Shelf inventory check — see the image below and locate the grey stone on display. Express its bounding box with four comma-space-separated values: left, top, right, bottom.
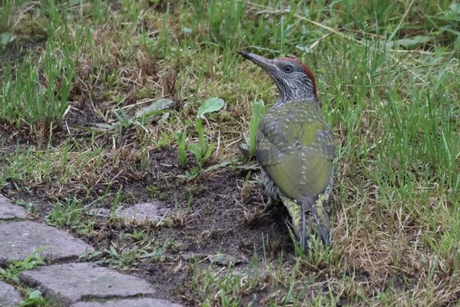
116, 202, 165, 223
20, 263, 156, 306
0, 221, 94, 266
231, 264, 268, 280
0, 281, 22, 307
0, 194, 28, 220
208, 253, 238, 265
72, 298, 183, 307
86, 202, 166, 223
87, 208, 111, 217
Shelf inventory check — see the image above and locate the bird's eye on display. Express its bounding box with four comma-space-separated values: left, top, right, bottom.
283, 65, 294, 73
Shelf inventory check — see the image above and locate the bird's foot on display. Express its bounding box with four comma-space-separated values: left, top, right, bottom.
262, 198, 275, 213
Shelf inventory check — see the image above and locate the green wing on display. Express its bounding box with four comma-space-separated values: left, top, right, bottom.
256, 101, 334, 203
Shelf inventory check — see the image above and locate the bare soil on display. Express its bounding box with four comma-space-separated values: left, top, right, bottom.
0, 97, 304, 305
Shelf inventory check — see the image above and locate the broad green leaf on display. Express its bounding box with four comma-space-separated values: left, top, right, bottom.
135, 98, 174, 118
393, 36, 433, 48
450, 3, 460, 15
197, 97, 224, 118
0, 32, 12, 47
29, 290, 42, 299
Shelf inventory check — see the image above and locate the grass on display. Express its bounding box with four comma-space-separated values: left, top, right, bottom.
0, 249, 51, 306
0, 0, 459, 305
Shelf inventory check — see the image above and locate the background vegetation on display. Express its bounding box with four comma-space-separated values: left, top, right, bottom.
0, 0, 459, 305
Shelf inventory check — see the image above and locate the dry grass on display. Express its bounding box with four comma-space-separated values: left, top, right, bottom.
1, 0, 459, 306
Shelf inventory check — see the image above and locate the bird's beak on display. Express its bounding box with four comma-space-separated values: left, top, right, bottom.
238, 51, 276, 72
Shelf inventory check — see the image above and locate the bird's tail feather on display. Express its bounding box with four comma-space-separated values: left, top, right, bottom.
281, 194, 331, 250
280, 195, 305, 247
305, 194, 331, 246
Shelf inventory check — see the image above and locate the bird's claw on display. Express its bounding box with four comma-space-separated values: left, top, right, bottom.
262, 198, 274, 213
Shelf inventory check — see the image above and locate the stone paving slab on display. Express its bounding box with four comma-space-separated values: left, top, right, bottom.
72, 298, 183, 307
20, 263, 157, 306
0, 280, 23, 307
0, 194, 28, 220
0, 221, 94, 266
88, 202, 166, 223
116, 202, 166, 222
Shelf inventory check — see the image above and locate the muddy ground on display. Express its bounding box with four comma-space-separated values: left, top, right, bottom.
0, 105, 308, 306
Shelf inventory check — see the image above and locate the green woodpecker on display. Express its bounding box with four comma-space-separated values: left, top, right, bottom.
239, 51, 334, 251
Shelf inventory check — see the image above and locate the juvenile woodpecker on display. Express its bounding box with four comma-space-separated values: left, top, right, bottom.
239, 51, 334, 251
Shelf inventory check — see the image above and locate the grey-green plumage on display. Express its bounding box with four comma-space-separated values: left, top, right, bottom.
238, 51, 334, 251
257, 101, 334, 247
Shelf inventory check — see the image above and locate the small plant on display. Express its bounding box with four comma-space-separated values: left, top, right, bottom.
107, 244, 139, 269
189, 252, 263, 306
187, 117, 216, 169
45, 198, 83, 227
45, 197, 94, 235
18, 290, 49, 307
109, 186, 123, 218
0, 248, 46, 282
176, 97, 224, 176
0, 45, 75, 140
177, 131, 187, 169
140, 244, 169, 263
187, 97, 225, 170
241, 100, 266, 157
131, 229, 149, 242
146, 181, 170, 200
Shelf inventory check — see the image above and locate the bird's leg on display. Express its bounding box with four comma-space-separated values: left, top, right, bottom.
261, 170, 279, 213
262, 194, 275, 213
301, 209, 306, 252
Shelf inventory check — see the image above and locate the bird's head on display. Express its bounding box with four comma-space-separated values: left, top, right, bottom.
238, 51, 319, 106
